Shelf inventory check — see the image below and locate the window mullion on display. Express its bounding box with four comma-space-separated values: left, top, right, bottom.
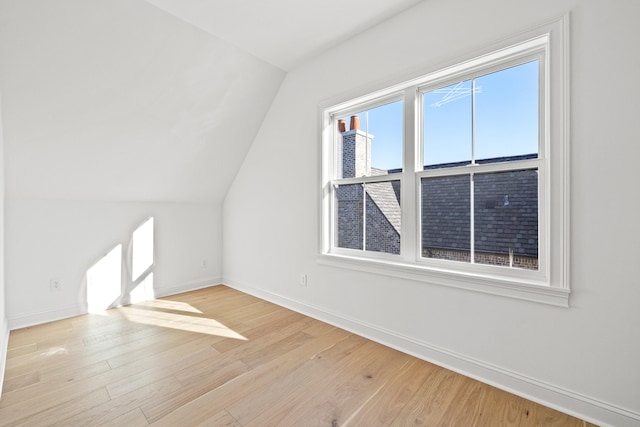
362, 183, 367, 251
401, 87, 418, 261
363, 109, 369, 252
470, 173, 475, 264
470, 78, 476, 264
471, 78, 476, 165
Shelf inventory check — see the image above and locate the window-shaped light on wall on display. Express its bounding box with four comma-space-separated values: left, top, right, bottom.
130, 272, 155, 304
87, 244, 122, 313
132, 217, 154, 281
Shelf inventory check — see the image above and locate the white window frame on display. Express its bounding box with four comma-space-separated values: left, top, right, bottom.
319, 17, 570, 307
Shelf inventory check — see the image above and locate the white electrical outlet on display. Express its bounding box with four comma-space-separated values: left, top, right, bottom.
50, 278, 62, 292
299, 274, 307, 287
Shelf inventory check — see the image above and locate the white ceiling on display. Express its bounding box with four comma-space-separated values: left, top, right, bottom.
146, 0, 425, 71
0, 0, 424, 203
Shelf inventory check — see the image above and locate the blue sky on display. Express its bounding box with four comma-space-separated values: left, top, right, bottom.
343, 60, 539, 171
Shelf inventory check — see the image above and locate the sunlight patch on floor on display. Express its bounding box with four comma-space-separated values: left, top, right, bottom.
133, 299, 203, 314
120, 306, 247, 340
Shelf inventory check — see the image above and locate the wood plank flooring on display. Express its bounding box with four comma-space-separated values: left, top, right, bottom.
0, 285, 596, 426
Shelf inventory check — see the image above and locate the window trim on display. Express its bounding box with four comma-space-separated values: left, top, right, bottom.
319, 16, 570, 307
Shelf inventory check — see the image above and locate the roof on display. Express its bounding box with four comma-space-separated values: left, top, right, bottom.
368, 168, 401, 234
366, 156, 538, 257
422, 159, 538, 256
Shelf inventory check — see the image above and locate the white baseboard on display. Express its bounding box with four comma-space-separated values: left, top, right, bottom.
223, 278, 640, 427
7, 277, 223, 331
8, 305, 84, 331
0, 317, 9, 397
153, 277, 222, 299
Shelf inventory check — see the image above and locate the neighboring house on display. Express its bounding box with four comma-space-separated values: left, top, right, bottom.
335, 121, 401, 255
336, 117, 538, 269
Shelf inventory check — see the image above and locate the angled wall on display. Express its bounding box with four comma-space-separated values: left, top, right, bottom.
222, 0, 640, 426
0, 0, 284, 329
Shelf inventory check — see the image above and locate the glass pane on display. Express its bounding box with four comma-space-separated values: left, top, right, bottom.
421, 175, 471, 262
474, 170, 538, 270
365, 181, 401, 255
335, 184, 363, 250
423, 80, 472, 168
337, 100, 403, 178
475, 61, 539, 162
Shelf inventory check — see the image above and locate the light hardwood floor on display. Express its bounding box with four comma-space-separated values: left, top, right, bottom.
1, 285, 595, 426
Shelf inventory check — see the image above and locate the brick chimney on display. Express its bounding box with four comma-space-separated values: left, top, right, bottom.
339, 115, 373, 178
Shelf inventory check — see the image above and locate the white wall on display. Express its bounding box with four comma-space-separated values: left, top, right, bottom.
223, 0, 640, 426
0, 1, 271, 331
6, 200, 221, 328
0, 87, 7, 395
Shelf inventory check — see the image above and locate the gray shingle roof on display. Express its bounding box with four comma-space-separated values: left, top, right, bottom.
367, 157, 538, 258
421, 157, 538, 257
368, 168, 401, 234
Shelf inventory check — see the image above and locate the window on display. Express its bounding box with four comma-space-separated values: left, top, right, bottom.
320, 18, 569, 306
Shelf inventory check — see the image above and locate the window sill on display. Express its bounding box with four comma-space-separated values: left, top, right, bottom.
317, 253, 569, 307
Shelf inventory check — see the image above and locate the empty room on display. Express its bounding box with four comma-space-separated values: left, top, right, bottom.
0, 0, 639, 426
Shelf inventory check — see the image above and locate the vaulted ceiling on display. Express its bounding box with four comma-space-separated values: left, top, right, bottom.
0, 0, 423, 203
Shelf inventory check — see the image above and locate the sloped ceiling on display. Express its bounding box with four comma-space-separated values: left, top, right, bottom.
145, 0, 425, 71
0, 0, 423, 203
